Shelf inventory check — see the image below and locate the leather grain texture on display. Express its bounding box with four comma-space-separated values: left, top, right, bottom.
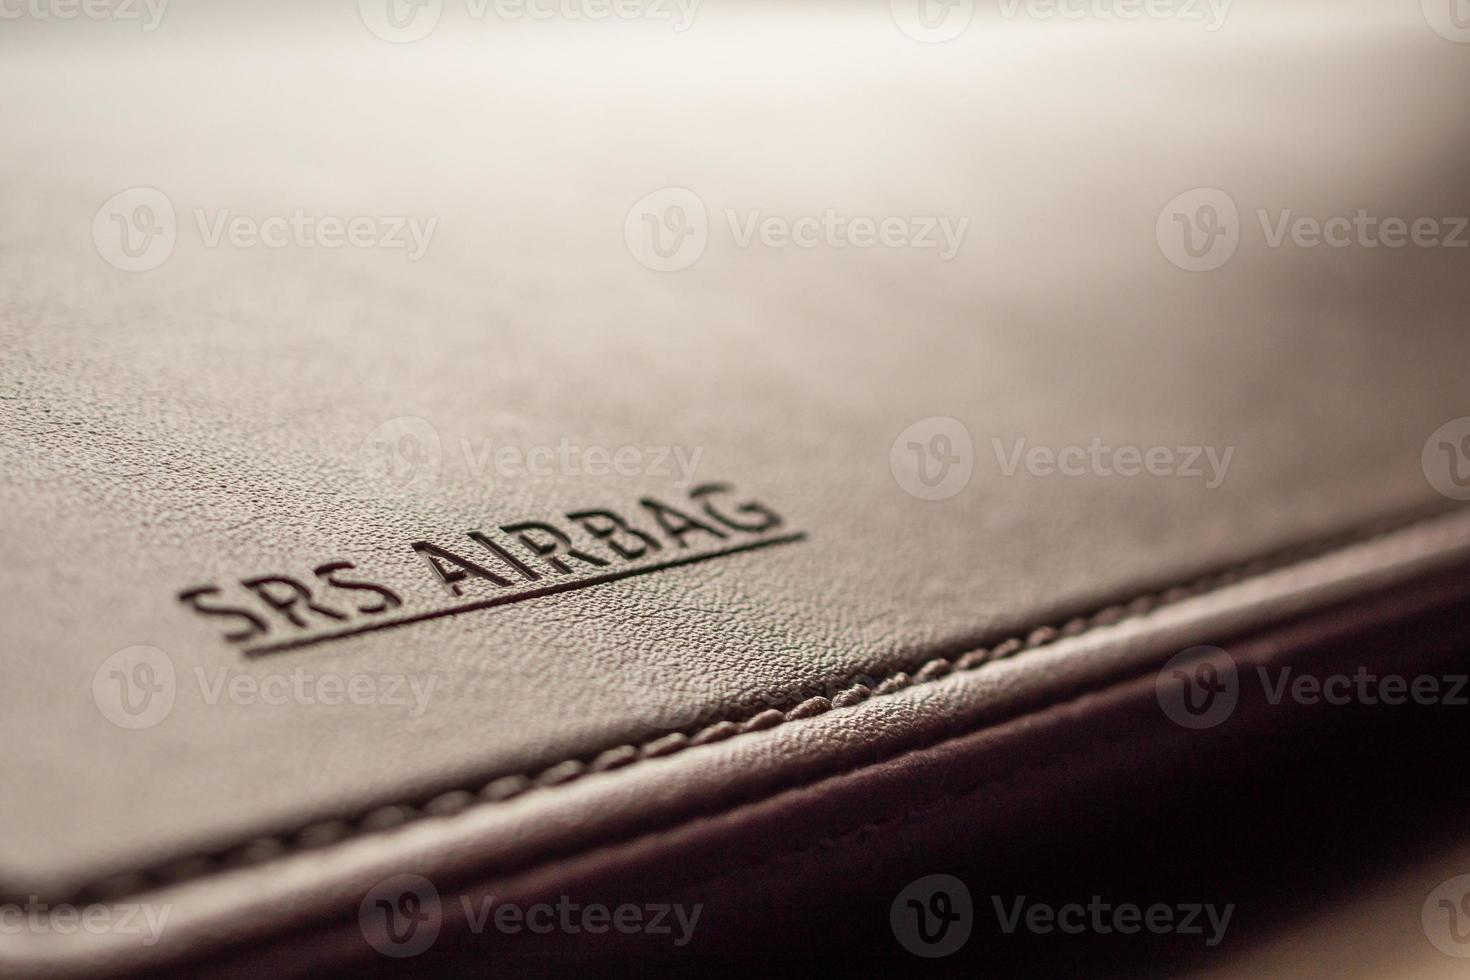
1, 1, 1469, 970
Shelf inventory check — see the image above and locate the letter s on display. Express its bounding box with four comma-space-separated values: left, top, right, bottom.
313, 561, 403, 615
177, 586, 268, 643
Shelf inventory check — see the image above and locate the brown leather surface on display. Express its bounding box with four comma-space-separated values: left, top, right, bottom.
2, 1, 1469, 972
153, 563, 1470, 976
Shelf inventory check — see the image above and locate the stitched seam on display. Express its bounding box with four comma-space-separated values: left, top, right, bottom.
392, 702, 1152, 935
667, 726, 1154, 901
485, 683, 1153, 908
664, 591, 1470, 900
69, 501, 1462, 902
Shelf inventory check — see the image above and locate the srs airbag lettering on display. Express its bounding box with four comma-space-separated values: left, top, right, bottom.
177, 483, 802, 656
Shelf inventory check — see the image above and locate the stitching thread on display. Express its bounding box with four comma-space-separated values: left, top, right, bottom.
666, 726, 1152, 902
663, 592, 1470, 902
73, 502, 1460, 902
